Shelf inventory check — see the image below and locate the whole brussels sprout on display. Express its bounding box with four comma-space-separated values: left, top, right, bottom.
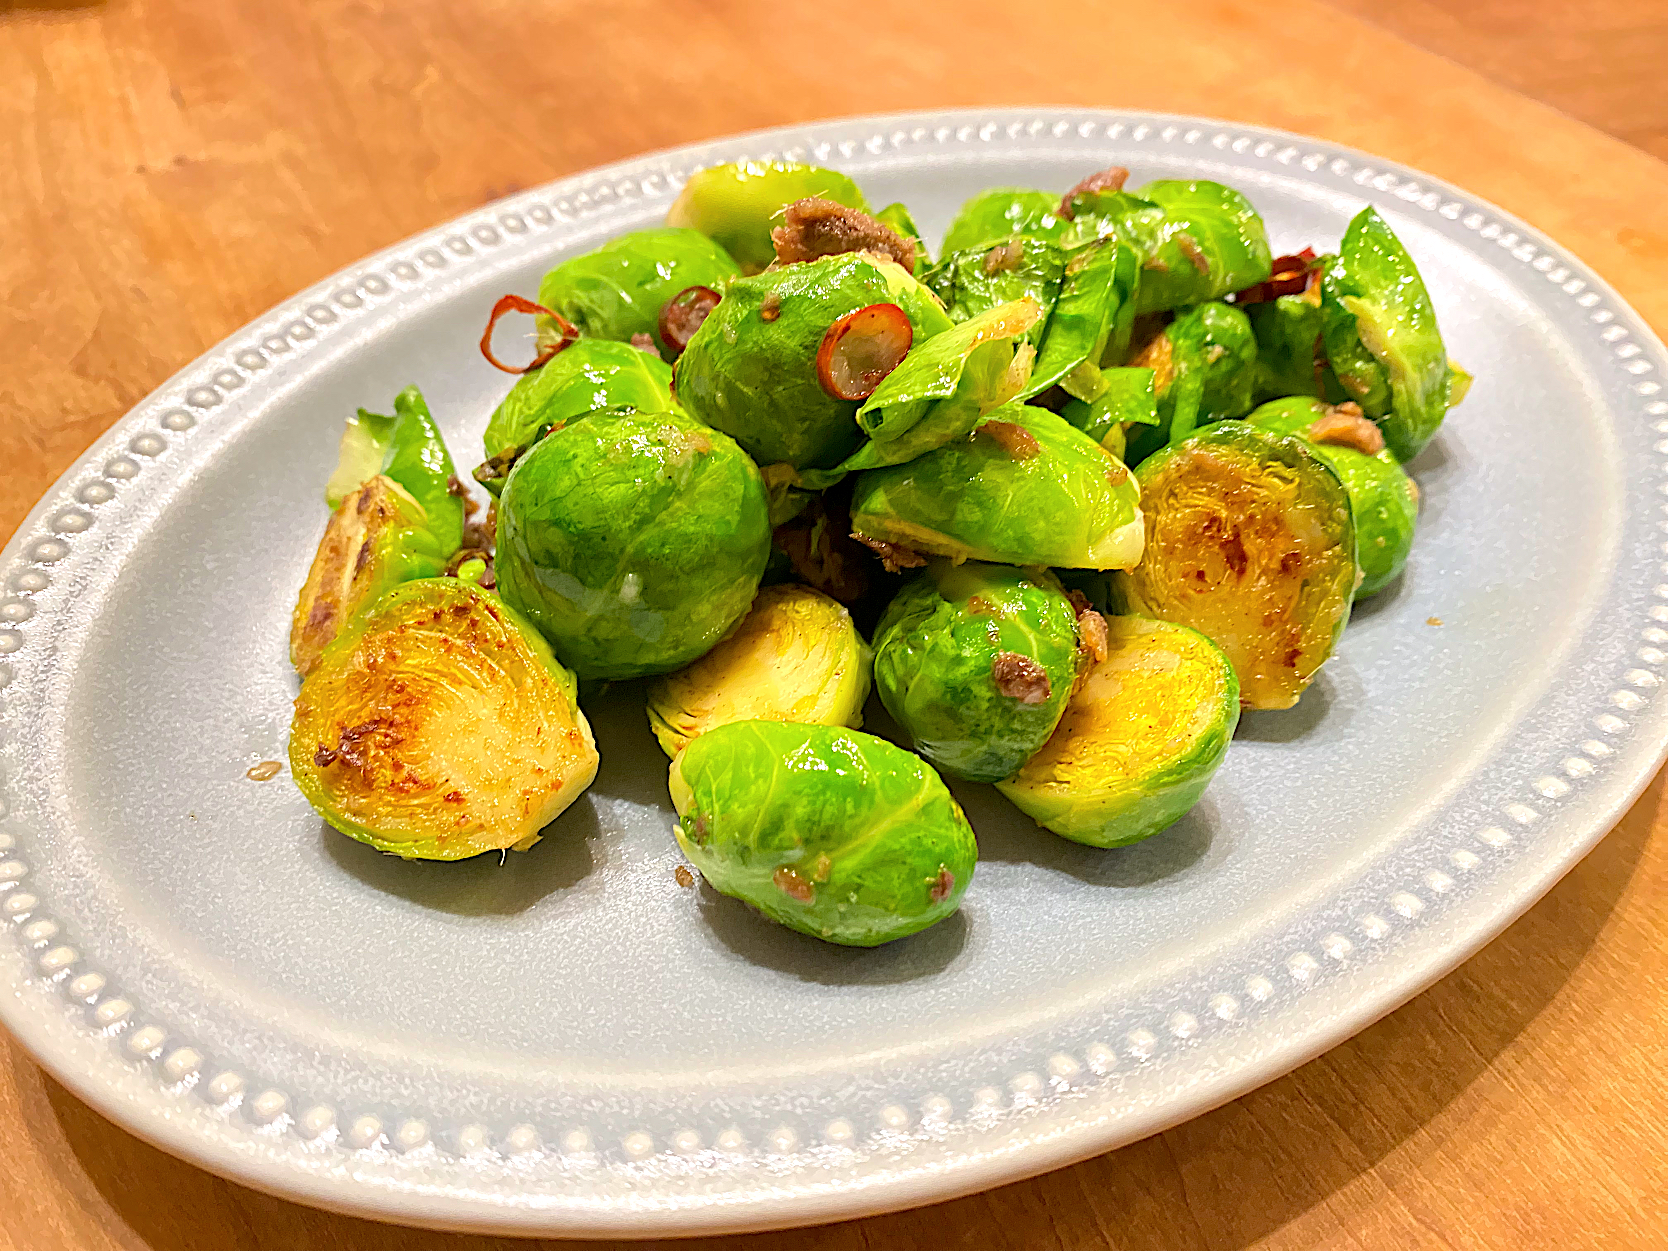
997, 616, 1239, 846
290, 578, 599, 859
646, 585, 872, 758
324, 385, 464, 554
669, 721, 977, 946
1123, 301, 1259, 465
290, 475, 450, 676
850, 403, 1145, 569
673, 252, 953, 470
1060, 366, 1161, 458
535, 227, 740, 362
1246, 396, 1418, 598
940, 189, 1067, 255
840, 298, 1041, 471
1320, 207, 1450, 461
1063, 180, 1273, 315
1112, 421, 1355, 710
481, 338, 674, 462
873, 562, 1080, 782
496, 408, 771, 680
666, 160, 870, 274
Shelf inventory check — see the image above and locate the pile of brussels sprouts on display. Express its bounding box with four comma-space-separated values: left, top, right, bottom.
286, 158, 1467, 947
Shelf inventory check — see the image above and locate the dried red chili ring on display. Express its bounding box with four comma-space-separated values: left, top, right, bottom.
815, 303, 913, 401
478, 293, 578, 374
658, 285, 721, 358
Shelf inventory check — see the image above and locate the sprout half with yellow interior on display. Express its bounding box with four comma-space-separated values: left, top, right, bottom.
646, 585, 872, 758
998, 616, 1238, 847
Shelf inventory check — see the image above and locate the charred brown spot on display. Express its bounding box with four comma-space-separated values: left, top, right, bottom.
771, 197, 917, 273
1308, 402, 1385, 455
658, 285, 721, 358
1077, 609, 1109, 664
1175, 232, 1211, 274
674, 864, 696, 888
851, 532, 927, 574
929, 866, 955, 904
810, 853, 833, 883
1284, 646, 1303, 668
759, 292, 782, 322
991, 652, 1052, 704
967, 594, 1002, 616
977, 419, 1040, 461
1222, 535, 1249, 577
774, 865, 814, 903
306, 600, 335, 631
1279, 551, 1304, 575
687, 813, 711, 846
1057, 165, 1129, 219
353, 540, 374, 576
313, 745, 339, 767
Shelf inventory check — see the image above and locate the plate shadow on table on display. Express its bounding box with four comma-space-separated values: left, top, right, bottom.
27, 768, 1657, 1251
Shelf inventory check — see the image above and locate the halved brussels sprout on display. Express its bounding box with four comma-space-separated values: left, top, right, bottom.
495, 408, 771, 680
480, 339, 674, 464
290, 475, 450, 676
1122, 301, 1258, 465
666, 161, 870, 274
850, 403, 1144, 570
290, 578, 598, 860
873, 562, 1080, 782
1112, 421, 1354, 710
673, 252, 953, 470
646, 585, 871, 758
1060, 366, 1161, 458
1320, 207, 1450, 461
940, 189, 1067, 254
840, 298, 1040, 470
924, 234, 1065, 347
535, 227, 740, 362
997, 616, 1239, 846
324, 385, 464, 555
669, 721, 976, 946
1246, 396, 1418, 598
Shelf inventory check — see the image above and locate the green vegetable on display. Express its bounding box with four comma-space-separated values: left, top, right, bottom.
325, 385, 464, 555
1247, 289, 1327, 403
669, 721, 977, 946
666, 160, 870, 274
673, 252, 953, 470
850, 402, 1144, 569
924, 235, 1064, 347
535, 227, 740, 362
1123, 302, 1258, 465
874, 202, 931, 268
495, 408, 772, 680
1112, 421, 1355, 710
289, 475, 451, 676
1023, 241, 1137, 399
840, 299, 1040, 470
1060, 366, 1161, 458
289, 578, 598, 860
1320, 207, 1450, 461
940, 188, 1067, 254
873, 562, 1080, 782
1246, 396, 1418, 598
998, 616, 1238, 846
482, 338, 674, 461
646, 585, 871, 758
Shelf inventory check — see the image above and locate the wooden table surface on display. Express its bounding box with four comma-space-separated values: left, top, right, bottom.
5, 1, 1668, 1247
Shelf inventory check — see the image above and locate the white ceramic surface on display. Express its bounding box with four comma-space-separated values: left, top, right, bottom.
3, 109, 1666, 1238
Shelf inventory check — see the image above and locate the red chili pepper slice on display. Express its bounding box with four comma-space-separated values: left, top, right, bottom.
478, 294, 578, 374
658, 286, 721, 358
815, 303, 913, 401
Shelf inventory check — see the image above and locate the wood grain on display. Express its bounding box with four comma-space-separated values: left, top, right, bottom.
4, 1, 1668, 1247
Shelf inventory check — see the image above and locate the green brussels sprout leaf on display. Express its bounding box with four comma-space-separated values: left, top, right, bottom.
940, 188, 1068, 255
874, 561, 1081, 782
1022, 240, 1136, 399
1060, 366, 1161, 460
998, 616, 1239, 846
324, 385, 463, 555
1123, 301, 1258, 465
923, 235, 1064, 346
646, 585, 872, 758
669, 721, 977, 946
290, 578, 598, 860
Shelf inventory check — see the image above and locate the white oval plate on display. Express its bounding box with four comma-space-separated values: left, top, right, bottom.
3, 109, 1666, 1239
